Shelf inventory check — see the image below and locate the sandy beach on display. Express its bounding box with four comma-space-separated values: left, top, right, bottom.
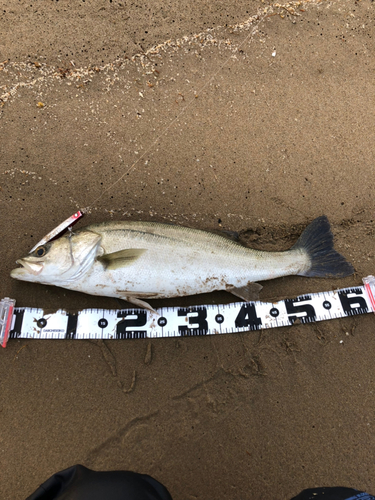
1, 0, 375, 498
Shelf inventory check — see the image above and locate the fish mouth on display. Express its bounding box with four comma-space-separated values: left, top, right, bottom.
11, 259, 44, 277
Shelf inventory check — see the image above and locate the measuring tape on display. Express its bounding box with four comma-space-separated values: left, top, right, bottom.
1, 277, 375, 347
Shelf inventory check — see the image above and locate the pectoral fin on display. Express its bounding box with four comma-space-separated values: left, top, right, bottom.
229, 282, 263, 302
98, 248, 147, 270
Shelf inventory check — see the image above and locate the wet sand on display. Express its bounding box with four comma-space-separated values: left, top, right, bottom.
1, 0, 375, 498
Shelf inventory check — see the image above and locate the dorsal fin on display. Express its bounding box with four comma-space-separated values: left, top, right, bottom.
207, 229, 240, 241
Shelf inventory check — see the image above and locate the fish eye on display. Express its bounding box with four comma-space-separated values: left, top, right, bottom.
35, 246, 46, 257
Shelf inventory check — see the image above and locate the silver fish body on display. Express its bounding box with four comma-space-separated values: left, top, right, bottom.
11, 216, 354, 309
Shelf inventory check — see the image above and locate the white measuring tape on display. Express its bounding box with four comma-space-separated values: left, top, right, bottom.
1, 277, 375, 348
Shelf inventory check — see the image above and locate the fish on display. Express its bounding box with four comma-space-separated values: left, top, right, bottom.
10, 215, 354, 311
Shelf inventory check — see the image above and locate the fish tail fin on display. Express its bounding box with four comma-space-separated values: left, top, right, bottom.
292, 216, 354, 278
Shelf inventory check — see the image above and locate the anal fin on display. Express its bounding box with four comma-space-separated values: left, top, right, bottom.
229, 282, 263, 302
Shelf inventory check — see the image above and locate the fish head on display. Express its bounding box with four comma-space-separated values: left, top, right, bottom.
10, 230, 102, 286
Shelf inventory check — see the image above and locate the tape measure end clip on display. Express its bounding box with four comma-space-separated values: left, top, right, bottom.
0, 297, 16, 348
362, 275, 375, 314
